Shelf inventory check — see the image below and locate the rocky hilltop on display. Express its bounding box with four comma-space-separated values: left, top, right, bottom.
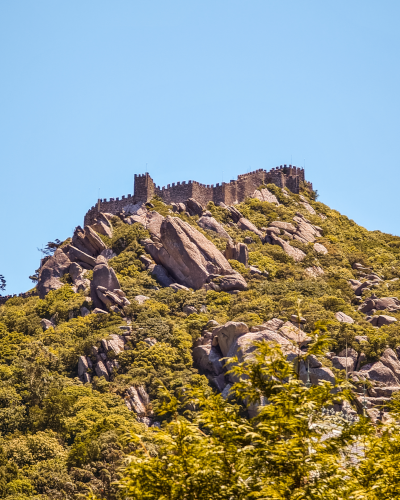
2, 180, 400, 497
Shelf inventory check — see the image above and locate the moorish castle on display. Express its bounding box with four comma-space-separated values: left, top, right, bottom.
84, 164, 311, 225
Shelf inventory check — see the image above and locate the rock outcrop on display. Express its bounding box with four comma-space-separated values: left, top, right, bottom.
69, 262, 90, 293
224, 241, 248, 266
269, 234, 306, 262
359, 296, 400, 314
213, 321, 249, 356
358, 361, 399, 386
266, 213, 322, 247
193, 318, 336, 417
125, 205, 164, 239
252, 188, 279, 204
314, 242, 328, 254
186, 198, 204, 217
334, 311, 354, 324
90, 212, 113, 238
125, 385, 152, 423
90, 261, 130, 311
37, 248, 72, 298
142, 216, 247, 291
367, 315, 397, 327
237, 218, 263, 238
197, 214, 232, 240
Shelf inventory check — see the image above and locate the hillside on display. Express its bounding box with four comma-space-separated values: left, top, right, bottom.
2, 181, 400, 498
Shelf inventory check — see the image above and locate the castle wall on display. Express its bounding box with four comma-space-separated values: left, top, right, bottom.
156, 181, 195, 204
84, 194, 135, 225
83, 165, 311, 226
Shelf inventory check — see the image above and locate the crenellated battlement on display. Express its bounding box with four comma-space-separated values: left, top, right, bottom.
84, 165, 311, 225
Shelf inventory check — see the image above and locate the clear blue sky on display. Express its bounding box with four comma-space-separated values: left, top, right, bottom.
1, 1, 399, 295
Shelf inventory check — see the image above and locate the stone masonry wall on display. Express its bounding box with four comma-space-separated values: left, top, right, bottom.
84, 165, 311, 225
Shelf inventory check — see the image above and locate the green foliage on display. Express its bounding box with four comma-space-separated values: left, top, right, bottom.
3, 189, 400, 498
35, 285, 86, 323
3, 431, 65, 467
248, 250, 277, 276
205, 202, 231, 224
111, 221, 150, 255
150, 196, 173, 217
116, 341, 348, 499
227, 259, 248, 276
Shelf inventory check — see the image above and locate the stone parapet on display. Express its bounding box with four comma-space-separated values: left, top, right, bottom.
83, 165, 311, 225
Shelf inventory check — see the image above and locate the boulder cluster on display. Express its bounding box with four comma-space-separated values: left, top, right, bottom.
77, 326, 156, 425
37, 213, 133, 314
34, 188, 362, 421
141, 216, 247, 292
193, 318, 335, 416
30, 186, 400, 424
346, 262, 400, 329
36, 188, 329, 306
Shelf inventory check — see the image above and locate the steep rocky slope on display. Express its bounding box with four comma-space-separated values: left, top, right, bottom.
2, 182, 400, 498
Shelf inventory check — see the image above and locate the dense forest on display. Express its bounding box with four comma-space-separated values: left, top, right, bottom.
2, 182, 400, 499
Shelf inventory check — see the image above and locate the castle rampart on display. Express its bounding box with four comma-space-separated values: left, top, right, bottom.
83, 165, 311, 225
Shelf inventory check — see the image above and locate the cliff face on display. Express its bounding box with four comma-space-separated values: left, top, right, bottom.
2, 180, 400, 497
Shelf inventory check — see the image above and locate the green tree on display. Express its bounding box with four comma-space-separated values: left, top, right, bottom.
117, 340, 355, 499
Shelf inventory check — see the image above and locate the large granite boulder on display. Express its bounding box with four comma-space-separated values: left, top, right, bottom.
69, 262, 90, 293
215, 275, 248, 292
126, 208, 164, 240
72, 226, 98, 256
252, 188, 279, 204
224, 241, 248, 266
268, 214, 322, 245
226, 206, 243, 223
367, 315, 397, 327
338, 347, 359, 364
334, 311, 354, 324
223, 327, 335, 389
148, 263, 174, 287
67, 245, 97, 268
332, 356, 355, 372
334, 347, 363, 371
125, 386, 150, 415
142, 216, 247, 291
193, 345, 224, 375
197, 215, 232, 240
269, 221, 296, 233
299, 363, 335, 385
354, 281, 373, 297
269, 234, 306, 262
380, 348, 400, 380
225, 329, 296, 384
348, 279, 362, 291
299, 201, 316, 215
237, 218, 263, 238
145, 211, 164, 239
213, 321, 249, 356
186, 198, 204, 217
84, 226, 107, 254
314, 243, 328, 254
78, 355, 92, 380
37, 248, 72, 298
278, 321, 312, 346
262, 318, 284, 331
359, 361, 399, 385
359, 296, 400, 314
90, 262, 121, 309
90, 212, 113, 238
